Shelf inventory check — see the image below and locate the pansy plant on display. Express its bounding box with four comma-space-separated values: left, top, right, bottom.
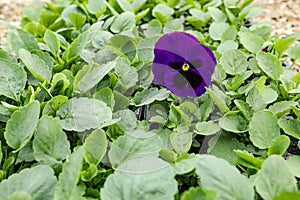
152, 32, 216, 97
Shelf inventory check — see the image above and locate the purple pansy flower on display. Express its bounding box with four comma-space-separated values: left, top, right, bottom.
152, 32, 216, 97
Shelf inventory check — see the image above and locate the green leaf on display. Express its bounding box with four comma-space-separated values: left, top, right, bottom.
74, 61, 115, 93
84, 129, 108, 165
254, 155, 297, 200
217, 40, 238, 54
219, 111, 248, 133
274, 36, 297, 57
0, 165, 56, 200
19, 49, 52, 82
240, 32, 264, 53
42, 95, 68, 116
268, 135, 290, 156
7, 29, 40, 54
170, 131, 192, 155
93, 87, 115, 109
132, 88, 170, 107
278, 119, 300, 139
220, 49, 248, 75
4, 101, 40, 151
87, 0, 105, 14
65, 31, 89, 62
221, 25, 237, 42
286, 155, 300, 178
110, 12, 136, 33
44, 30, 60, 55
116, 0, 133, 12
68, 12, 86, 30
269, 101, 297, 117
108, 130, 162, 168
114, 57, 138, 89
234, 150, 264, 170
113, 90, 130, 111
172, 154, 197, 175
144, 19, 162, 38
234, 99, 254, 121
163, 19, 184, 33
137, 37, 157, 62
54, 146, 84, 200
101, 157, 177, 200
113, 109, 137, 131
181, 187, 217, 200
152, 4, 174, 23
206, 85, 230, 113
249, 110, 280, 149
274, 191, 300, 200
0, 59, 26, 101
256, 52, 284, 80
33, 116, 70, 162
56, 97, 112, 132
195, 121, 221, 135
208, 133, 246, 165
209, 22, 229, 40
195, 155, 254, 200
208, 7, 227, 22
288, 43, 300, 61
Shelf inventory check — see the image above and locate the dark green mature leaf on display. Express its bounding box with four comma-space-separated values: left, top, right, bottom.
74, 61, 116, 93
56, 97, 112, 131
101, 157, 177, 200
0, 59, 26, 101
33, 116, 70, 162
54, 146, 84, 200
220, 49, 248, 75
7, 29, 40, 54
195, 155, 254, 200
132, 88, 170, 106
4, 101, 40, 151
256, 52, 284, 80
278, 119, 300, 139
0, 165, 56, 200
108, 130, 162, 168
84, 129, 108, 165
110, 12, 136, 33
19, 49, 52, 82
254, 155, 297, 200
249, 110, 280, 149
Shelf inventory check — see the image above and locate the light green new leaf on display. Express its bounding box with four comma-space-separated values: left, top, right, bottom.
195, 155, 254, 200
0, 59, 26, 101
93, 87, 115, 109
274, 36, 297, 57
249, 110, 280, 149
208, 7, 227, 22
172, 154, 197, 175
256, 52, 284, 80
33, 116, 70, 162
7, 29, 40, 54
116, 0, 133, 12
220, 49, 248, 75
278, 119, 300, 139
274, 191, 300, 200
56, 97, 112, 132
268, 135, 290, 156
44, 30, 60, 55
0, 165, 56, 200
108, 130, 162, 168
101, 157, 177, 200
181, 187, 217, 200
132, 88, 170, 106
87, 0, 105, 14
206, 85, 230, 113
163, 19, 184, 33
254, 155, 297, 200
240, 32, 264, 53
68, 13, 86, 30
84, 129, 108, 165
170, 131, 192, 155
54, 146, 84, 200
234, 150, 264, 170
19, 49, 52, 82
4, 101, 40, 151
111, 12, 136, 33
74, 61, 115, 93
42, 95, 68, 116
152, 4, 174, 23
288, 43, 300, 62
269, 101, 297, 117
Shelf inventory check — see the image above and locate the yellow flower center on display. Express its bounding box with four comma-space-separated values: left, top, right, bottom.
182, 63, 189, 71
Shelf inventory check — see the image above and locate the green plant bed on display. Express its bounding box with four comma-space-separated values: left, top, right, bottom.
0, 0, 300, 199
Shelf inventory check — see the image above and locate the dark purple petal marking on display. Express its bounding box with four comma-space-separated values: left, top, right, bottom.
152, 32, 216, 97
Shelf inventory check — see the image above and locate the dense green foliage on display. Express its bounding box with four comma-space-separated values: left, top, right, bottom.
0, 0, 300, 199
